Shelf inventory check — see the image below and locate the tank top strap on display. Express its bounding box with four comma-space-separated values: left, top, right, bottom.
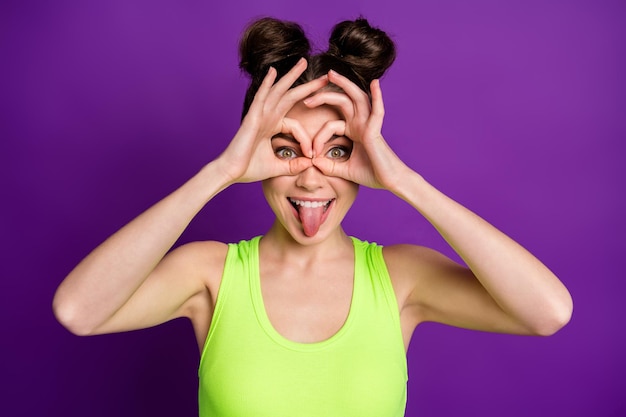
350, 237, 405, 349
198, 236, 261, 366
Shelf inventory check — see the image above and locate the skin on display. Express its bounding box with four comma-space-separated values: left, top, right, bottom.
258, 102, 358, 343
53, 58, 573, 354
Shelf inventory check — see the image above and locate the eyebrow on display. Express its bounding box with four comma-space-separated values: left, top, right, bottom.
327, 135, 345, 142
271, 133, 346, 143
271, 133, 299, 143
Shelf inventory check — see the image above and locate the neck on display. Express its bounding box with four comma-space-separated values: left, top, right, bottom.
260, 220, 353, 266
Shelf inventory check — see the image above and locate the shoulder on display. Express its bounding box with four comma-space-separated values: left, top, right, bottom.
166, 240, 229, 267
383, 243, 455, 279
159, 240, 230, 310
169, 240, 229, 287
167, 240, 229, 324
382, 244, 469, 311
173, 240, 229, 263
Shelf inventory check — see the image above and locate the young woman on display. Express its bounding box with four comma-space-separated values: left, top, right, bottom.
53, 17, 573, 416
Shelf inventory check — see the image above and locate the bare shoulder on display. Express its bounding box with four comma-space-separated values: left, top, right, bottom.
168, 240, 229, 296
383, 243, 450, 267
155, 240, 229, 316
382, 244, 470, 313
168, 240, 229, 344
383, 244, 464, 284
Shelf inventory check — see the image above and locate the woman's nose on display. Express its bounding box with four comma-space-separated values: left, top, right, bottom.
295, 165, 325, 190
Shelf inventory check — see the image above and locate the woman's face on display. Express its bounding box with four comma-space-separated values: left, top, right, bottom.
262, 101, 358, 244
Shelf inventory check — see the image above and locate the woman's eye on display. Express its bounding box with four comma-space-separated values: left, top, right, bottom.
326, 146, 350, 160
275, 147, 298, 160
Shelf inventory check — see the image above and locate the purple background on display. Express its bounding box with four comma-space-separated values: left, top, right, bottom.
1, 0, 624, 416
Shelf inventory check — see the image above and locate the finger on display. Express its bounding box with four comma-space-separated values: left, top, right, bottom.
282, 117, 313, 158
311, 156, 343, 179
287, 157, 313, 176
370, 79, 385, 123
271, 58, 308, 96
280, 74, 329, 109
250, 67, 278, 110
303, 91, 355, 121
312, 120, 346, 157
327, 70, 371, 114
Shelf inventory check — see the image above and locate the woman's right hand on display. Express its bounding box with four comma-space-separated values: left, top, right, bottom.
53, 59, 327, 339
217, 58, 329, 184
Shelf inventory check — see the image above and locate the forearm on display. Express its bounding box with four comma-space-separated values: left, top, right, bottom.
53, 160, 232, 333
392, 169, 573, 335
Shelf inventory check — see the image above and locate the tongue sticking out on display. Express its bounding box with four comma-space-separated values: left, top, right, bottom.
298, 205, 327, 237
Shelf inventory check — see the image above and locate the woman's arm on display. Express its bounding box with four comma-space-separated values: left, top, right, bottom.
385, 174, 573, 336
306, 71, 572, 336
52, 162, 230, 336
53, 59, 328, 336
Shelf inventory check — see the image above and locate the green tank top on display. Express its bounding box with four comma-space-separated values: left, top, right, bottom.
198, 236, 408, 417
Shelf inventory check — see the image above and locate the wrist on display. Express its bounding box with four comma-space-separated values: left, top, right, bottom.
208, 154, 245, 186
193, 159, 237, 199
388, 168, 429, 203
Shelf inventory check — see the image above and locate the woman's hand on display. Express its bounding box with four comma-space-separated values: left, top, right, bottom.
304, 70, 410, 191
217, 59, 329, 184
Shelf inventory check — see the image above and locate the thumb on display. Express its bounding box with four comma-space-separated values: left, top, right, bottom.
311, 157, 345, 179
286, 157, 314, 176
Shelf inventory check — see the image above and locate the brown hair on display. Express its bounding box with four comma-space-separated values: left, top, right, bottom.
238, 17, 396, 118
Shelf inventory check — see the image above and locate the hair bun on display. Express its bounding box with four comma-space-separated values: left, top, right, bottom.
328, 18, 396, 82
239, 17, 311, 78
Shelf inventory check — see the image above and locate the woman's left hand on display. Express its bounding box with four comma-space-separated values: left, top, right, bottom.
303, 70, 409, 191
306, 70, 573, 338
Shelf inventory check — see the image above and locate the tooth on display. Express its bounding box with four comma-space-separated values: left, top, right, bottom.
289, 198, 332, 208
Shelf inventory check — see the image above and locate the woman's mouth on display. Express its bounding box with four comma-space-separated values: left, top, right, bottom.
288, 198, 335, 237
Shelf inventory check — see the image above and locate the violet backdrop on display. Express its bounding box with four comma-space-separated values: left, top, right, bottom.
2, 0, 624, 416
